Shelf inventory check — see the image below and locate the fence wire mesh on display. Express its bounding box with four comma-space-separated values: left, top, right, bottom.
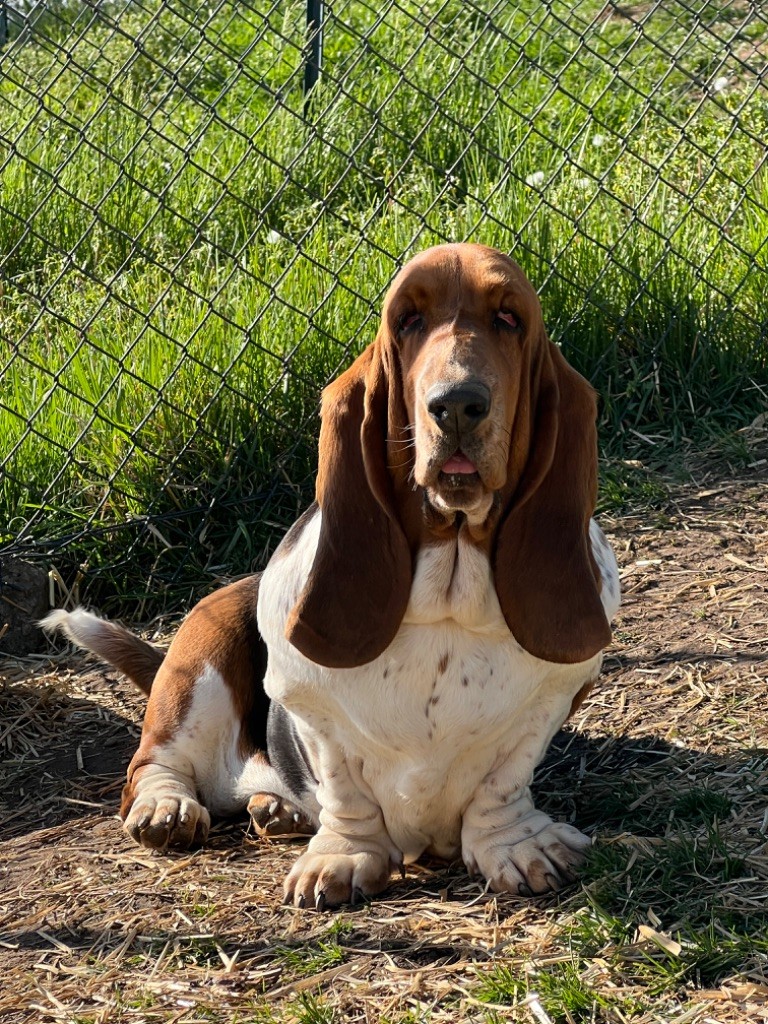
1, 0, 767, 614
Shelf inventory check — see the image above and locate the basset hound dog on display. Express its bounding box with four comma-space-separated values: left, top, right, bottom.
45, 243, 620, 909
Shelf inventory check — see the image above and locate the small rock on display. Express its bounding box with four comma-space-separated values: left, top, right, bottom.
0, 556, 49, 656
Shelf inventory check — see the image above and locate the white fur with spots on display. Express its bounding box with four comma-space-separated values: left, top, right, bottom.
259, 509, 620, 906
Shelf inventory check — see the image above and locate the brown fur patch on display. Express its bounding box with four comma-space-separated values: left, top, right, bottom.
567, 680, 595, 720
123, 576, 270, 808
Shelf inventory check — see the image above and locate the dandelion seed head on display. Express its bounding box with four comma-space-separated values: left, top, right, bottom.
591, 134, 606, 147
525, 171, 545, 187
712, 76, 729, 93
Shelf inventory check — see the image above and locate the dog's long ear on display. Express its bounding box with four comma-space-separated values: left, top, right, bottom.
286, 342, 413, 668
493, 341, 611, 664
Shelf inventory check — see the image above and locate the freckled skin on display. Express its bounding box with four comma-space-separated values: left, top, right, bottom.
260, 511, 620, 906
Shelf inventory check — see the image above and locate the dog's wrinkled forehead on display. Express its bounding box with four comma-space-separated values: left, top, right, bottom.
383, 243, 543, 330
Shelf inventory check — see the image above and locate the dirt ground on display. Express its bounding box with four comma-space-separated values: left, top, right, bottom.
2, 458, 767, 1023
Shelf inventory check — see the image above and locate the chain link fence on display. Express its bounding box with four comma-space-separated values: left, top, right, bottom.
1, 0, 767, 618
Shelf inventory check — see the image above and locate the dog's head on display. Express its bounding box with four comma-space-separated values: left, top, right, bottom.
381, 244, 554, 528
286, 244, 611, 668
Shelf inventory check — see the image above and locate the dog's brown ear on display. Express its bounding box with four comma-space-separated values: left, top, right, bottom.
493, 341, 611, 664
286, 342, 413, 668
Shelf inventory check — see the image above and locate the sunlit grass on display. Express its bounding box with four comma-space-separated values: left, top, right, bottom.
1, 0, 766, 608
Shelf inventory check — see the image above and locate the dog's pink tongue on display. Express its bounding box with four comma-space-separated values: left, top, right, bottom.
442, 452, 477, 474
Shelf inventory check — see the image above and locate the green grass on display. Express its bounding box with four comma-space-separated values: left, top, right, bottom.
475, 826, 768, 1022
1, 0, 767, 611
471, 745, 768, 1020
275, 938, 346, 978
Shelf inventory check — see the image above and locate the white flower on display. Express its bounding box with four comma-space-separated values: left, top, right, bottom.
266, 230, 282, 243
525, 171, 545, 187
575, 177, 592, 190
591, 134, 606, 147
712, 76, 729, 93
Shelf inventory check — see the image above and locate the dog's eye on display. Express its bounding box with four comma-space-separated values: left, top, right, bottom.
494, 310, 520, 331
398, 312, 423, 334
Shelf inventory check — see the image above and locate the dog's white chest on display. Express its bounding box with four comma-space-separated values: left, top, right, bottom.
306, 615, 570, 860
404, 531, 507, 630
260, 527, 587, 860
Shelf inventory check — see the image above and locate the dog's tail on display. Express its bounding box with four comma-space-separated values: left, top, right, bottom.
41, 608, 164, 696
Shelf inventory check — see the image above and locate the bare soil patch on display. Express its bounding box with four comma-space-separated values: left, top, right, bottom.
2, 464, 767, 1023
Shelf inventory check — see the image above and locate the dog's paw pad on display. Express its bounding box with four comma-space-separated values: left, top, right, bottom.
247, 792, 315, 839
283, 850, 391, 910
468, 821, 590, 896
125, 795, 210, 851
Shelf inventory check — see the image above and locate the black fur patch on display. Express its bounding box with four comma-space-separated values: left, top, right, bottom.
267, 700, 316, 800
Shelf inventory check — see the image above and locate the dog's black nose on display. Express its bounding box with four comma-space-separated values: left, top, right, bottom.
426, 381, 491, 435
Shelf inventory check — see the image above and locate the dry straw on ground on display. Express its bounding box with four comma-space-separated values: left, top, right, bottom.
2, 459, 767, 1023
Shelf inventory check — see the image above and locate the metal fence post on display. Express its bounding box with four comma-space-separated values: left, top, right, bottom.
0, 2, 8, 50
303, 0, 323, 115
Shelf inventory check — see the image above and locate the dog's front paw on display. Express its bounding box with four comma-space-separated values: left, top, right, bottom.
248, 792, 316, 838
283, 849, 392, 910
466, 820, 591, 895
124, 794, 210, 850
